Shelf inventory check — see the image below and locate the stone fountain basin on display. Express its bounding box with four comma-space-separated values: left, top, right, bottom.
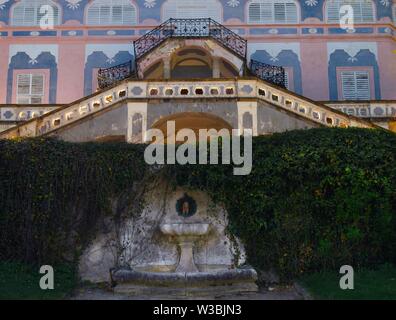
111, 268, 258, 296
160, 223, 210, 236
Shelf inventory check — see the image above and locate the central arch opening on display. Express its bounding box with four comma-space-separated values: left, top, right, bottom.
142, 45, 240, 80
171, 59, 212, 79
151, 112, 233, 144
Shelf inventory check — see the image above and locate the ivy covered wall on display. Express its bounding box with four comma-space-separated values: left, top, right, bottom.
0, 128, 395, 279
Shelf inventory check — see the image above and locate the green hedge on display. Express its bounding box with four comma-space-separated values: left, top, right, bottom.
0, 139, 148, 265
0, 128, 395, 280
171, 128, 396, 279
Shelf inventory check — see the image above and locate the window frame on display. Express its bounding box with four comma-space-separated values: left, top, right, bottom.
86, 0, 138, 26
11, 0, 61, 27
13, 69, 50, 105
162, 0, 223, 22
247, 0, 300, 25
336, 67, 374, 101
324, 0, 376, 24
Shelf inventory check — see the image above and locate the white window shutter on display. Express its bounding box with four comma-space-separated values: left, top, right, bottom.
248, 3, 261, 23
87, 0, 137, 26
326, 2, 340, 23
12, 0, 60, 26
17, 75, 31, 95
326, 0, 375, 23
87, 6, 100, 25
341, 71, 370, 100
260, 2, 273, 22
248, 1, 298, 24
355, 72, 370, 100
285, 2, 297, 23
274, 3, 286, 23
17, 74, 44, 104
31, 75, 44, 95
359, 1, 375, 23
163, 0, 222, 22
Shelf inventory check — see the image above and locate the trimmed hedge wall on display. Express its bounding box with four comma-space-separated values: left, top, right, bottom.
0, 139, 148, 265
1, 128, 395, 279
172, 128, 396, 278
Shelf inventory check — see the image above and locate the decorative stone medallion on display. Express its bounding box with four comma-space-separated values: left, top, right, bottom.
176, 193, 197, 218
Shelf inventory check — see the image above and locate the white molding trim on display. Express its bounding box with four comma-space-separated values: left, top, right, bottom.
85, 44, 135, 64
247, 42, 301, 62
9, 44, 59, 64
327, 42, 378, 61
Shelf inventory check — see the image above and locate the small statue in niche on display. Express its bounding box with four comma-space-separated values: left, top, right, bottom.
176, 193, 197, 218
182, 201, 189, 216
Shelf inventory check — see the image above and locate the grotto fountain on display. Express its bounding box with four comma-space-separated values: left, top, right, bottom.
79, 183, 258, 297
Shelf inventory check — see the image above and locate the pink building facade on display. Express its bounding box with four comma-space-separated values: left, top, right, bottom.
0, 0, 394, 106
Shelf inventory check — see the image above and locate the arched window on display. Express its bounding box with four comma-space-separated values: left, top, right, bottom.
87, 0, 137, 25
326, 0, 375, 24
11, 0, 60, 26
162, 0, 222, 22
247, 0, 299, 24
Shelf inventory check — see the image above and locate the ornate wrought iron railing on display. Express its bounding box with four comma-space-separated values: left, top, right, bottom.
134, 18, 247, 61
97, 61, 135, 90
250, 59, 286, 89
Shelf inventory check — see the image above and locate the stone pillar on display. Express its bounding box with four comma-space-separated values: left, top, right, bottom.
176, 240, 199, 273
163, 57, 171, 79
237, 101, 258, 136
127, 102, 148, 143
213, 57, 221, 78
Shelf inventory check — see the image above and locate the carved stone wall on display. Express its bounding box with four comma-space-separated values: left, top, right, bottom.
79, 181, 247, 283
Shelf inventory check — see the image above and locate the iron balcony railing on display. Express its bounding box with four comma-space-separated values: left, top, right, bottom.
97, 61, 135, 90
250, 59, 286, 89
133, 18, 247, 61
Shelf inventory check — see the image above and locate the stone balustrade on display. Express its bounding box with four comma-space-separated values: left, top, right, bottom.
324, 101, 396, 119
0, 78, 376, 139
0, 105, 61, 122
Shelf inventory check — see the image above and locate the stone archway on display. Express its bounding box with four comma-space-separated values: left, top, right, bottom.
137, 39, 244, 79
151, 112, 233, 144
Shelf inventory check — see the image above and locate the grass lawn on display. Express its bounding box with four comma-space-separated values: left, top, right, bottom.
0, 261, 77, 300
300, 264, 396, 300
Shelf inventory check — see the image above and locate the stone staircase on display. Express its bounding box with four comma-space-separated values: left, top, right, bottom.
0, 76, 375, 140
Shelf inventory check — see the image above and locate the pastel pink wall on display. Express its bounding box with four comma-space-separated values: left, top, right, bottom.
300, 41, 329, 101
0, 42, 9, 104
377, 40, 396, 100
57, 42, 86, 104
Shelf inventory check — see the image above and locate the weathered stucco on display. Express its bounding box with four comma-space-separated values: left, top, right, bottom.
257, 100, 320, 134
54, 104, 128, 142
79, 181, 247, 283
53, 98, 321, 143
